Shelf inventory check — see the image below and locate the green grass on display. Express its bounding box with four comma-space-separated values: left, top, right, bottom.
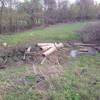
0, 54, 100, 100
0, 22, 100, 100
0, 22, 86, 45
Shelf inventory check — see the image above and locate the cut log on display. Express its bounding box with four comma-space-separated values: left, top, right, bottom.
72, 43, 99, 47
79, 47, 89, 52
40, 46, 52, 51
37, 43, 64, 47
37, 43, 54, 46
42, 43, 64, 57
55, 43, 64, 49
2, 42, 7, 47
26, 46, 32, 53
37, 42, 99, 57
64, 41, 100, 47
42, 47, 57, 57
39, 43, 64, 49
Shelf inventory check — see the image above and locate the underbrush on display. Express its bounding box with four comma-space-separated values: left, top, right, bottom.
79, 21, 100, 43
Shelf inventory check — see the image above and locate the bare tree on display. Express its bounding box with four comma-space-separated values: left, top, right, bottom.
0, 0, 5, 34
79, 0, 94, 20
44, 0, 57, 24
57, 0, 69, 22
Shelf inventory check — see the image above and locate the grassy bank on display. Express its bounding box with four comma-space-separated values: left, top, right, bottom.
0, 22, 86, 45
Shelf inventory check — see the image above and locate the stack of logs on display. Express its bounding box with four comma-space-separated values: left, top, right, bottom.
37, 43, 64, 57
36, 41, 100, 57
65, 40, 100, 51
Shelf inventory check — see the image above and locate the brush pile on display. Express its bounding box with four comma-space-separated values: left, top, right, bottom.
0, 40, 100, 69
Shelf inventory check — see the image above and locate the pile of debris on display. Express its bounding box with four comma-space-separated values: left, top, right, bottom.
0, 43, 68, 68
64, 40, 100, 57
0, 40, 99, 69
36, 40, 100, 58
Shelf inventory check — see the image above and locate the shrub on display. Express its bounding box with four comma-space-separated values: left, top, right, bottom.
79, 22, 100, 43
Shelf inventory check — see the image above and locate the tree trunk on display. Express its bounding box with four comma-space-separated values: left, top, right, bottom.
0, 1, 5, 34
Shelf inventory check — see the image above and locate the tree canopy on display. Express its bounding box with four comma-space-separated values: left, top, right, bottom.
0, 0, 100, 33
